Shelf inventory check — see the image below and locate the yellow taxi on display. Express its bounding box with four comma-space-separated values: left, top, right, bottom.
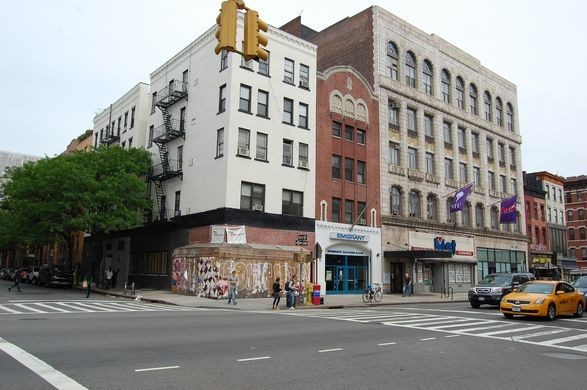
500, 280, 585, 321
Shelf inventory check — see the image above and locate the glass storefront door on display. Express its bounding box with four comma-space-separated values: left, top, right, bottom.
325, 254, 367, 294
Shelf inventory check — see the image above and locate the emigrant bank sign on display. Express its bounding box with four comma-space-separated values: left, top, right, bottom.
408, 231, 475, 259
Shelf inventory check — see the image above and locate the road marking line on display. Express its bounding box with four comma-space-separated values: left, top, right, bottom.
0, 304, 22, 314
236, 356, 271, 362
318, 348, 343, 353
445, 335, 461, 338
377, 342, 397, 346
512, 329, 569, 340
0, 337, 88, 389
54, 302, 96, 312
475, 326, 542, 336
538, 333, 587, 346
456, 323, 514, 333
135, 365, 180, 372
420, 337, 436, 341
13, 304, 47, 314
32, 303, 71, 313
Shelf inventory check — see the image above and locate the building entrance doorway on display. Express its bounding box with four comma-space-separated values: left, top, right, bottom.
325, 254, 367, 294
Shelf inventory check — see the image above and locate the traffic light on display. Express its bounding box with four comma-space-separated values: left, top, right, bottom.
214, 0, 238, 55
243, 10, 268, 61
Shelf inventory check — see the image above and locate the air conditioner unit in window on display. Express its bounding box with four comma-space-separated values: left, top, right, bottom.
237, 147, 250, 157
298, 160, 308, 169
359, 218, 367, 225
252, 204, 264, 212
299, 80, 309, 88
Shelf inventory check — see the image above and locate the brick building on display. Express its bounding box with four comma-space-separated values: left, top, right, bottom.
523, 172, 551, 273
565, 175, 587, 270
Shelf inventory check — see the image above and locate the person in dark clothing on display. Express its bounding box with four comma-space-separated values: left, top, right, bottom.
84, 274, 92, 298
8, 268, 22, 292
272, 277, 282, 310
111, 267, 119, 289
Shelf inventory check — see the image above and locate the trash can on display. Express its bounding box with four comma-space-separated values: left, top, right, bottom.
312, 284, 321, 305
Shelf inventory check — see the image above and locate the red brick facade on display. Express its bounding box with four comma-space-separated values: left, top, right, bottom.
565, 175, 587, 268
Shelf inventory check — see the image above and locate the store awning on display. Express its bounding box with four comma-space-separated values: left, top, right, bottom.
384, 250, 452, 259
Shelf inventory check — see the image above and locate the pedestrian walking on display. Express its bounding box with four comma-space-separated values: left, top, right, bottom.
105, 267, 113, 290
227, 270, 238, 305
111, 267, 119, 289
8, 268, 22, 292
271, 277, 282, 310
286, 275, 297, 310
402, 273, 412, 297
83, 274, 92, 298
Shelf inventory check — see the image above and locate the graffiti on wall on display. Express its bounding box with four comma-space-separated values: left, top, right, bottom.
171, 256, 310, 298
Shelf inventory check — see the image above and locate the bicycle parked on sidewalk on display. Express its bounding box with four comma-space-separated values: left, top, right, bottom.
362, 283, 382, 303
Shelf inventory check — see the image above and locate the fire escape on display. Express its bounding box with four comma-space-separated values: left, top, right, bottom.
150, 80, 188, 221
101, 127, 120, 146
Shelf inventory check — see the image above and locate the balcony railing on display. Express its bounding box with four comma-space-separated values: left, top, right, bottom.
152, 120, 184, 145
150, 159, 183, 182
101, 132, 120, 146
155, 81, 189, 108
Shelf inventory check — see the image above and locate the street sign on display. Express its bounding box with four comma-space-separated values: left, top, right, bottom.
296, 234, 308, 246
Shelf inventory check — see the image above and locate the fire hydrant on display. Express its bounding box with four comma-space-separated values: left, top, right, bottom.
304, 281, 313, 305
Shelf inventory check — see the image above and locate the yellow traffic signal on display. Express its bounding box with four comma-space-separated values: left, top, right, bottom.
243, 10, 269, 61
214, 0, 238, 55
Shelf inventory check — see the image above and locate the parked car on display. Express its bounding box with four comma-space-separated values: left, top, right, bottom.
572, 276, 587, 297
0, 268, 9, 280
20, 267, 31, 282
38, 265, 73, 287
500, 280, 585, 320
468, 272, 535, 308
7, 268, 17, 281
26, 266, 41, 284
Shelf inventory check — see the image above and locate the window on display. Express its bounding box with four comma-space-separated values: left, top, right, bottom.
471, 132, 479, 154
510, 178, 517, 195
284, 58, 294, 84
130, 106, 135, 129
258, 54, 269, 76
391, 187, 402, 215
488, 171, 495, 191
495, 97, 503, 126
174, 191, 181, 216
389, 142, 400, 165
447, 198, 455, 223
179, 107, 186, 131
342, 200, 354, 224
409, 190, 421, 218
216, 129, 224, 157
548, 207, 552, 222
332, 155, 341, 179
151, 91, 157, 114
500, 175, 506, 192
582, 247, 587, 259
241, 182, 265, 211
387, 42, 399, 81
441, 69, 451, 103
148, 125, 154, 147
299, 143, 308, 167
256, 132, 268, 160
298, 103, 308, 128
427, 194, 438, 220
124, 111, 128, 129
580, 228, 586, 240
257, 90, 269, 117
405, 51, 416, 87
117, 116, 121, 135
182, 69, 188, 84
332, 198, 341, 222
345, 125, 354, 141
238, 128, 250, 155
569, 228, 575, 240
458, 127, 466, 150
483, 91, 492, 121
462, 202, 472, 226
490, 207, 499, 229
357, 202, 367, 225
128, 137, 133, 148
217, 49, 230, 71
443, 121, 452, 146
282, 190, 303, 216
579, 209, 585, 220
218, 84, 227, 113
345, 158, 354, 181
569, 248, 576, 257
239, 84, 252, 113
357, 161, 366, 184
425, 152, 435, 174
357, 129, 366, 144
408, 147, 418, 169
422, 60, 433, 95
486, 138, 494, 160
473, 167, 481, 185
459, 162, 468, 182
332, 121, 341, 137
506, 103, 514, 131
389, 100, 400, 128
445, 158, 454, 179
456, 77, 464, 109
240, 57, 251, 70
177, 145, 183, 170
509, 147, 516, 168
407, 108, 417, 135
282, 139, 293, 166
299, 64, 309, 88
475, 204, 484, 227
469, 84, 478, 115
559, 189, 562, 202
498, 143, 505, 164
283, 98, 293, 124
424, 115, 433, 138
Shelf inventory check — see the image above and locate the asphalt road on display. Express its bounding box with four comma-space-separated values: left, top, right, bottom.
1, 280, 586, 390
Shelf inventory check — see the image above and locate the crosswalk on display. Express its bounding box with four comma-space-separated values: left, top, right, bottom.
281, 309, 587, 353
0, 300, 201, 315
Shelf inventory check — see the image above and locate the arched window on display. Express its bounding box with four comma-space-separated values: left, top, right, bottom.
456, 76, 464, 109
388, 99, 399, 128
409, 190, 421, 218
490, 206, 499, 230
475, 203, 485, 228
446, 197, 455, 223
405, 51, 416, 88
495, 97, 503, 126
483, 91, 492, 121
422, 60, 433, 95
427, 194, 438, 221
506, 103, 514, 131
461, 202, 472, 226
391, 186, 402, 216
386, 42, 399, 81
441, 69, 451, 103
469, 84, 478, 115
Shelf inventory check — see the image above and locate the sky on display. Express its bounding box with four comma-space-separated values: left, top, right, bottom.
1, 0, 585, 177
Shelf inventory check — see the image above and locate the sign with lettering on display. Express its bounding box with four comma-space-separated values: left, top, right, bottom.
330, 232, 369, 242
408, 231, 475, 258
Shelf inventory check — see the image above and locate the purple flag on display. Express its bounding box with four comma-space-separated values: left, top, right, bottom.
500, 195, 518, 224
450, 184, 473, 213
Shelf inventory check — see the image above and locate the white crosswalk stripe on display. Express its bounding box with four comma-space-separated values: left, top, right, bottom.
0, 300, 201, 315
280, 308, 587, 354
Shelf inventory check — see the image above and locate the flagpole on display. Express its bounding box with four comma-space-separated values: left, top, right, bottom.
441, 182, 475, 198
349, 189, 380, 232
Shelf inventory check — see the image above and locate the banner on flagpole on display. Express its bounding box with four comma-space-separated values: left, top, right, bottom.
500, 195, 518, 224
450, 184, 473, 213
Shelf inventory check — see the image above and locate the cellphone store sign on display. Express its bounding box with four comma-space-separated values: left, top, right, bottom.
409, 231, 474, 258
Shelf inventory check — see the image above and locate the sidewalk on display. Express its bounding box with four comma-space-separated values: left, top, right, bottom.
89, 286, 469, 311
